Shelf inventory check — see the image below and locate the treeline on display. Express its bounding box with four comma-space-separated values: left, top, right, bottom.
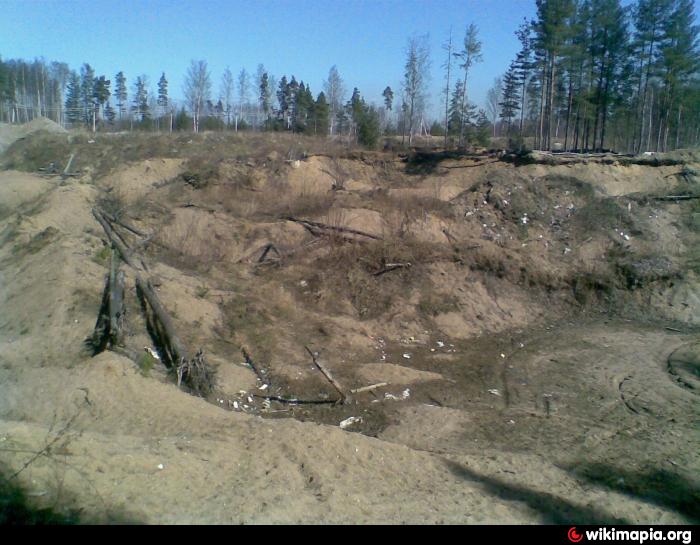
2, 0, 699, 153
495, 0, 700, 152
0, 56, 391, 147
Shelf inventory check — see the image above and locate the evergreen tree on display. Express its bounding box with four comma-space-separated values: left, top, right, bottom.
500, 62, 522, 133
382, 86, 394, 110
93, 75, 111, 123
259, 71, 271, 124
115, 71, 127, 121
313, 91, 329, 135
157, 72, 169, 114
132, 76, 149, 122
65, 71, 81, 123
453, 24, 483, 145
79, 63, 95, 125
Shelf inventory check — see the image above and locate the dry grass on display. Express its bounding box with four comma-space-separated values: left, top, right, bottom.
155, 211, 224, 271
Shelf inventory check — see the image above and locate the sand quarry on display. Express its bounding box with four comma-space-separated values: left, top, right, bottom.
0, 121, 698, 524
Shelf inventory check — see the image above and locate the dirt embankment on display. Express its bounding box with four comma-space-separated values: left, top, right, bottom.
0, 130, 698, 524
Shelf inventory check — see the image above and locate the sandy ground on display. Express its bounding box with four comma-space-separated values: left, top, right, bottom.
0, 145, 698, 524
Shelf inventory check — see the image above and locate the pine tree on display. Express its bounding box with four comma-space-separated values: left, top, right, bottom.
448, 79, 465, 134
65, 71, 81, 123
115, 71, 127, 121
382, 86, 394, 111
79, 63, 95, 126
313, 92, 329, 135
259, 72, 271, 124
93, 75, 111, 124
453, 24, 483, 145
132, 76, 149, 122
157, 73, 169, 115
277, 76, 289, 124
500, 62, 522, 133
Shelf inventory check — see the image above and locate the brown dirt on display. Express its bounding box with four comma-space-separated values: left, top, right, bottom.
0, 131, 698, 524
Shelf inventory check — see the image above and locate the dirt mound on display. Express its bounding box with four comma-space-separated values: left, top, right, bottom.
0, 117, 66, 154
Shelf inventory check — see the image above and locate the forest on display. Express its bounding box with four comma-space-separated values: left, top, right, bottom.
0, 0, 698, 153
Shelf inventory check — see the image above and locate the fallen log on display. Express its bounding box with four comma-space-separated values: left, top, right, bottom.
287, 217, 383, 241
93, 207, 212, 395
252, 394, 339, 405
101, 211, 148, 238
653, 194, 699, 201
92, 209, 140, 270
108, 249, 125, 347
135, 276, 188, 365
305, 346, 347, 403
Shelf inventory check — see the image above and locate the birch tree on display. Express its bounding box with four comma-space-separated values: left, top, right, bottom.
184, 60, 211, 133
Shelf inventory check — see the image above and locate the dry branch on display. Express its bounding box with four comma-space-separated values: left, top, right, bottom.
287, 217, 383, 241
350, 382, 388, 394
373, 262, 411, 276
241, 347, 267, 382
101, 211, 148, 238
305, 346, 347, 403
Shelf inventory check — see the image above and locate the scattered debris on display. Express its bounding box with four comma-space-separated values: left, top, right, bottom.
339, 416, 363, 429
350, 382, 388, 394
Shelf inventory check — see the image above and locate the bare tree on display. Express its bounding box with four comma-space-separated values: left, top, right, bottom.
486, 76, 503, 137
323, 65, 345, 136
237, 68, 250, 131
402, 34, 431, 146
220, 67, 234, 127
442, 27, 454, 147
184, 60, 211, 133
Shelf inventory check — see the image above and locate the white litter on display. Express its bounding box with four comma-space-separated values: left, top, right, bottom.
402, 353, 411, 359
488, 389, 501, 396
500, 353, 506, 358
144, 347, 160, 360
437, 341, 445, 348
157, 464, 164, 470
259, 384, 269, 391
339, 416, 363, 429
233, 401, 239, 409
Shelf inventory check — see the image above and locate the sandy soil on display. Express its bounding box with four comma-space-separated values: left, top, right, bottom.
0, 137, 698, 524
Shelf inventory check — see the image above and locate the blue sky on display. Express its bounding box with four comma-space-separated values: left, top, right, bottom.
3, 0, 540, 118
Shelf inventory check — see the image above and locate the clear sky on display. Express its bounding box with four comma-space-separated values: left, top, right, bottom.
1, 0, 542, 118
